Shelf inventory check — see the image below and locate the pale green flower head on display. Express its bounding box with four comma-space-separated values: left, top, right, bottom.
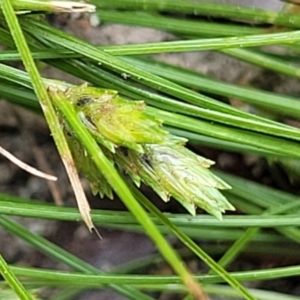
114, 137, 234, 219
66, 84, 167, 152
50, 82, 234, 219
144, 142, 234, 219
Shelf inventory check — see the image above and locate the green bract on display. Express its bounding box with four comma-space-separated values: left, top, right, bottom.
66, 83, 167, 153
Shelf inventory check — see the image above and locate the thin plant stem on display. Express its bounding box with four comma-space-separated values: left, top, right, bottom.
0, 254, 33, 300
0, 0, 96, 231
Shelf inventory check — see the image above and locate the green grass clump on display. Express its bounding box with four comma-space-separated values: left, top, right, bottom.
1, 0, 300, 299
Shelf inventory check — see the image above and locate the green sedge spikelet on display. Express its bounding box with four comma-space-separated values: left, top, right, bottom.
53, 83, 234, 219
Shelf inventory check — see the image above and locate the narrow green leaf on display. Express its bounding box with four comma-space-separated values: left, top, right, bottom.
0, 254, 34, 300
